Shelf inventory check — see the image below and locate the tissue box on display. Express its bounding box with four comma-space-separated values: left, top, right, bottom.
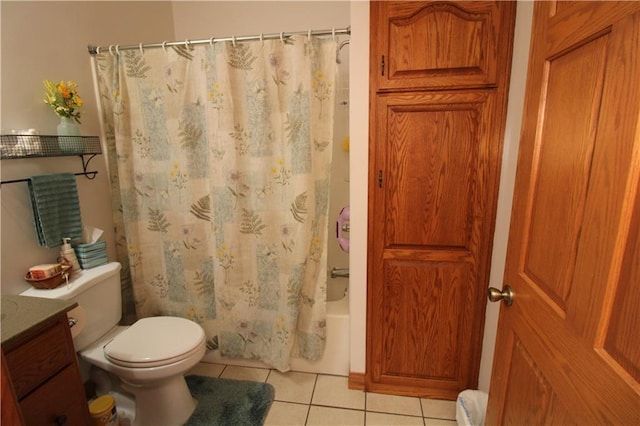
74, 240, 108, 269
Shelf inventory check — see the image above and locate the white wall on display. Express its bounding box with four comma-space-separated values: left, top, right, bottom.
478, 1, 533, 391
348, 0, 369, 375
172, 1, 350, 38
0, 2, 175, 294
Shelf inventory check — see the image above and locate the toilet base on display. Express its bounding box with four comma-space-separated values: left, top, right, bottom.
122, 375, 197, 426
89, 365, 198, 426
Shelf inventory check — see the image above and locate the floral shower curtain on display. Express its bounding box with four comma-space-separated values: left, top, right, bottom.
93, 36, 336, 371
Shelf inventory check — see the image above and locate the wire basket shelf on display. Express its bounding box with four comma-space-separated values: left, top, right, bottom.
1, 134, 102, 159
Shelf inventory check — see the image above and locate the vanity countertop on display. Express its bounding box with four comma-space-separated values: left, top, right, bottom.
1, 295, 77, 347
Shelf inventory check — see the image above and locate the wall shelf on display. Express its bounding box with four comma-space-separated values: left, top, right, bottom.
0, 135, 102, 184
0, 134, 101, 159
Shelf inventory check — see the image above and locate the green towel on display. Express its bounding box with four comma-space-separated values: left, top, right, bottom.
28, 173, 83, 248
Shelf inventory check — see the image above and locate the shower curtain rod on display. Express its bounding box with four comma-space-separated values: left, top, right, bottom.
88, 26, 350, 55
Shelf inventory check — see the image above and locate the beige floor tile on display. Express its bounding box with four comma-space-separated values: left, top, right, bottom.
264, 401, 309, 426
420, 398, 456, 420
187, 362, 225, 378
366, 411, 424, 426
366, 392, 423, 417
219, 365, 270, 382
267, 370, 317, 404
311, 375, 365, 410
306, 406, 364, 426
423, 419, 457, 426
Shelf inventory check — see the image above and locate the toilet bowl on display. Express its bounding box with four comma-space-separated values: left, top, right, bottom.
82, 317, 206, 425
20, 262, 207, 426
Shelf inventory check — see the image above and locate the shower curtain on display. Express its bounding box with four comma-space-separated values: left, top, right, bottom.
94, 36, 337, 371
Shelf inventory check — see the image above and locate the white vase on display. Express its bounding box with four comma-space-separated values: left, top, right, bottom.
57, 117, 83, 154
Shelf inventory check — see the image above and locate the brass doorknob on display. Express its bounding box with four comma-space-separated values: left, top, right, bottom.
488, 285, 514, 306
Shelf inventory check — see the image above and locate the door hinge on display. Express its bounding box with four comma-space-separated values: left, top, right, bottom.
381, 55, 385, 76
378, 170, 383, 188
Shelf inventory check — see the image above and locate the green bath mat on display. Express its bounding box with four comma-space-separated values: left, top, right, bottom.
185, 375, 275, 425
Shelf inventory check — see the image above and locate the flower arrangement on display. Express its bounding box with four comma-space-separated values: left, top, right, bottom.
43, 80, 84, 123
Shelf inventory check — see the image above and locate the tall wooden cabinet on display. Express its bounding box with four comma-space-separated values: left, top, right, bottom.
367, 1, 516, 399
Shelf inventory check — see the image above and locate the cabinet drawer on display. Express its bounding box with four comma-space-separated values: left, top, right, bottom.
4, 317, 75, 399
20, 365, 90, 426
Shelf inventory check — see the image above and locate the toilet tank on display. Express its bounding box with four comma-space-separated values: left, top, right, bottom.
20, 262, 123, 351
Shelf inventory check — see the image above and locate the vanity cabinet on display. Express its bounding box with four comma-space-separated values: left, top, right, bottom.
1, 297, 90, 425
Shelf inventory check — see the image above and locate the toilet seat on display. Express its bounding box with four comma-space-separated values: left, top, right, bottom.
104, 317, 205, 368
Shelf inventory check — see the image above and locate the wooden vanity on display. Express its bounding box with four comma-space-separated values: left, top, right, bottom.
1, 295, 90, 425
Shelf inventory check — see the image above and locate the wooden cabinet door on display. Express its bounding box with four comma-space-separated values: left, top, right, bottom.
370, 1, 515, 92
367, 0, 515, 399
367, 89, 503, 399
487, 2, 640, 423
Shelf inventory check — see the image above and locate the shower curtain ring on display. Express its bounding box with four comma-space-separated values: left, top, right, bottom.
332, 28, 336, 40
115, 45, 120, 55
308, 29, 312, 41
260, 33, 264, 45
232, 36, 237, 47
162, 41, 168, 53
209, 37, 215, 47
96, 46, 101, 54
280, 32, 284, 43
139, 43, 144, 55
184, 39, 191, 49
108, 45, 115, 56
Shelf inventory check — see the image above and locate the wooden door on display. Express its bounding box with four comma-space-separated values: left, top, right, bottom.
487, 2, 640, 424
367, 1, 515, 399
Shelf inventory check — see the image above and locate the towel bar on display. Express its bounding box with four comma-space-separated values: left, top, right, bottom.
1, 171, 98, 185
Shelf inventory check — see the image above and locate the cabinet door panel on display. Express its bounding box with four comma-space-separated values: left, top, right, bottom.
4, 318, 74, 399
20, 366, 89, 426
371, 1, 515, 91
368, 91, 500, 398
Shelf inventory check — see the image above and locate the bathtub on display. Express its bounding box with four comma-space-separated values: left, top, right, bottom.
201, 291, 350, 376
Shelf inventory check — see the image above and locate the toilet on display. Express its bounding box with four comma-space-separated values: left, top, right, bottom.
20, 262, 206, 426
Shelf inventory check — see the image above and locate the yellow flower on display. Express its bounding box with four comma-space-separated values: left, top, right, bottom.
43, 79, 83, 123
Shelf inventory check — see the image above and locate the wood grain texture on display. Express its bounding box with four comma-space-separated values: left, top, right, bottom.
371, 1, 515, 91
487, 2, 640, 424
1, 352, 25, 426
367, 1, 515, 399
3, 313, 91, 425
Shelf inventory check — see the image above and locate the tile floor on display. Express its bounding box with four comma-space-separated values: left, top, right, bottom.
188, 362, 458, 426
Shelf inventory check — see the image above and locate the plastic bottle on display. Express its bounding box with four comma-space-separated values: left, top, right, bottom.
60, 237, 81, 272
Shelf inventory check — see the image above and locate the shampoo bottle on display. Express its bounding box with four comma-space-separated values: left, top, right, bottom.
60, 238, 81, 272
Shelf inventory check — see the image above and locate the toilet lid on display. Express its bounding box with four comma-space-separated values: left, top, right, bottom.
103, 317, 205, 367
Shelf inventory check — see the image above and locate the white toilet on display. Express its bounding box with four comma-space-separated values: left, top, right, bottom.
21, 262, 206, 426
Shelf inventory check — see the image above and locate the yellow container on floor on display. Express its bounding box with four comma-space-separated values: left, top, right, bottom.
89, 394, 119, 426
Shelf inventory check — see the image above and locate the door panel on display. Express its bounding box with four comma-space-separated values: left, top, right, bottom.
604, 192, 640, 382
382, 261, 470, 381
371, 2, 515, 91
487, 2, 640, 424
369, 91, 499, 398
523, 33, 608, 313
385, 102, 480, 249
